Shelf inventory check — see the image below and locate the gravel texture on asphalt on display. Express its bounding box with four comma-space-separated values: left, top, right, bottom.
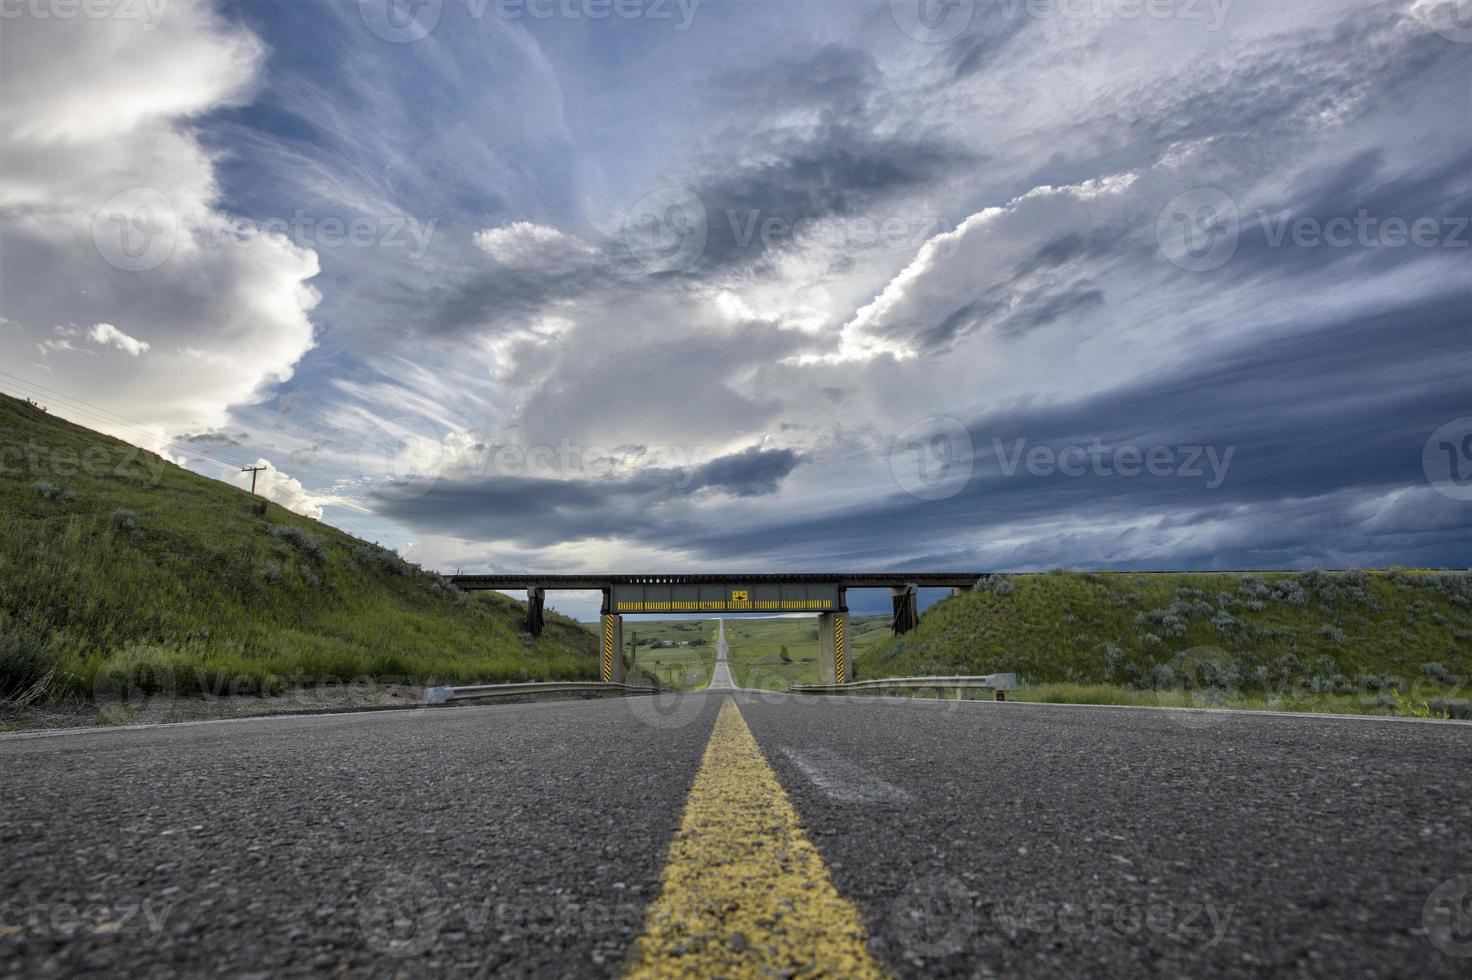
2, 692, 1469, 977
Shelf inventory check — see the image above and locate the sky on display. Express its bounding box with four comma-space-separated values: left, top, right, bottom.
1, 0, 1469, 619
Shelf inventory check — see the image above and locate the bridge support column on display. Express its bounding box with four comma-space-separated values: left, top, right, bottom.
818, 612, 850, 685
526, 587, 545, 637
600, 614, 624, 683
891, 584, 919, 634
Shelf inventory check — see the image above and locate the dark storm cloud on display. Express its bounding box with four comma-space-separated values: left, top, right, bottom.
691, 126, 972, 272
687, 446, 805, 497
374, 446, 807, 546
675, 292, 1472, 568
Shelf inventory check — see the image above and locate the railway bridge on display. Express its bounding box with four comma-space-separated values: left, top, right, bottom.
447, 572, 988, 684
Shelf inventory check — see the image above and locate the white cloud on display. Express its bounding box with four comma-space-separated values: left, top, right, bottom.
88, 322, 150, 356
222, 459, 337, 521
0, 0, 320, 443
474, 222, 598, 267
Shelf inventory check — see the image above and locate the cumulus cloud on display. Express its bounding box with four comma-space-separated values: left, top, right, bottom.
223, 459, 339, 521
0, 0, 320, 443
474, 222, 598, 267
88, 323, 150, 356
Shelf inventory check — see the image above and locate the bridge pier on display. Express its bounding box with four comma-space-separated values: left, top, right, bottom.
818, 611, 850, 685
600, 613, 624, 683
526, 587, 545, 637
891, 584, 919, 634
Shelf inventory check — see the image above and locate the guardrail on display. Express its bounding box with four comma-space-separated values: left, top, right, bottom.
791, 674, 1019, 701
423, 680, 661, 705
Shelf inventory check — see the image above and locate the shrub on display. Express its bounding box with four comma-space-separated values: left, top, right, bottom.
1148, 663, 1176, 690
1210, 611, 1242, 636
1420, 662, 1455, 686
0, 628, 56, 699
992, 578, 1014, 597
269, 525, 327, 562
111, 508, 139, 532
355, 544, 412, 576
31, 480, 62, 499
1319, 626, 1345, 645
261, 562, 283, 585
1238, 575, 1270, 599
1429, 699, 1472, 721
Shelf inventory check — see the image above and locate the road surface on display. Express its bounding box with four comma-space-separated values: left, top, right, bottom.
2, 693, 1469, 977
707, 618, 737, 690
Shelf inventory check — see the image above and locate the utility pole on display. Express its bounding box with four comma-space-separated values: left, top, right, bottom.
241, 464, 267, 495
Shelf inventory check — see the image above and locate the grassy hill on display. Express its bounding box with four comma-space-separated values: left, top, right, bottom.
0, 394, 599, 706
855, 571, 1472, 706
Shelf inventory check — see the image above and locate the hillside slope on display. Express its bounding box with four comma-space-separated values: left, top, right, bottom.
0, 394, 597, 702
855, 570, 1472, 693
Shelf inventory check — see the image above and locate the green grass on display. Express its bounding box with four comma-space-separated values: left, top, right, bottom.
621, 615, 892, 692
0, 394, 598, 705
852, 570, 1472, 709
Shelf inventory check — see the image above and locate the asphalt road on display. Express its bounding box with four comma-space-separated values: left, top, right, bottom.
708, 619, 736, 690
2, 693, 1470, 977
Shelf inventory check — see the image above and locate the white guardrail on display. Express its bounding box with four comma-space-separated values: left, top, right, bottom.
423, 680, 661, 704
791, 674, 1019, 701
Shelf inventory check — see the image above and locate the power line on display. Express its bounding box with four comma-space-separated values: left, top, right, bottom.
0, 373, 389, 544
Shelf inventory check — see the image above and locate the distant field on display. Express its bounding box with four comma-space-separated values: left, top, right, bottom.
720, 616, 890, 691
624, 619, 716, 690
612, 615, 891, 692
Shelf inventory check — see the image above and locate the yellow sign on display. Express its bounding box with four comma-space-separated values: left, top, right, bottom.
731, 590, 749, 601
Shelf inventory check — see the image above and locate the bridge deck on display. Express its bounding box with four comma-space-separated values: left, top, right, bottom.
448, 572, 989, 590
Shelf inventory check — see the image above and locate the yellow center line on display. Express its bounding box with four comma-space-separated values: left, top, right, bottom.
626, 698, 887, 978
